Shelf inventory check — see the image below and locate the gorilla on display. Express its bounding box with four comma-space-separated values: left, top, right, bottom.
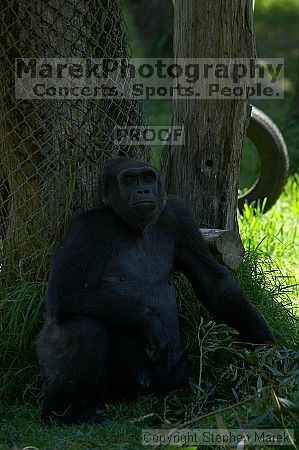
37, 157, 273, 425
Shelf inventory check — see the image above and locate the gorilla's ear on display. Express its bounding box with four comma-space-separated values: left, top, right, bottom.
99, 157, 127, 206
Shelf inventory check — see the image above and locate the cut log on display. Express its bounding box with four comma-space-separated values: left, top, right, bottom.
201, 228, 245, 270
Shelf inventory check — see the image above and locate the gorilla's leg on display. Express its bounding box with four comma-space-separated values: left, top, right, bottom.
37, 318, 108, 424
106, 328, 151, 401
106, 329, 189, 400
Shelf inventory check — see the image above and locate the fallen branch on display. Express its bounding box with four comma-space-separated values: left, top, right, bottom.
152, 392, 261, 450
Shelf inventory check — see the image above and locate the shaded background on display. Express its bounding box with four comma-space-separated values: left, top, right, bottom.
125, 0, 299, 188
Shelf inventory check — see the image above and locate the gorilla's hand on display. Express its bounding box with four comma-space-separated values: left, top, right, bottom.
145, 343, 166, 362
140, 307, 168, 362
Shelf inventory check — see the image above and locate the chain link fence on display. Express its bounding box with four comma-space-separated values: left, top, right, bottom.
0, 0, 148, 282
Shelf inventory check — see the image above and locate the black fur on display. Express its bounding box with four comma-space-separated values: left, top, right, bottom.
37, 157, 273, 425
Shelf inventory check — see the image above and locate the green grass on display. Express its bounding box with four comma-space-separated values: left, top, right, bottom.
240, 176, 299, 283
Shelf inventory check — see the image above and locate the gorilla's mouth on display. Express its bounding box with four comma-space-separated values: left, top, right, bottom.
130, 200, 157, 207
130, 200, 158, 217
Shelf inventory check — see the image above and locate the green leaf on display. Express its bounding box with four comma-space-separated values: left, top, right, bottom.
278, 397, 299, 410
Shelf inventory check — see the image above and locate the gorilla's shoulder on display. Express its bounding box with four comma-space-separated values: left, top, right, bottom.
161, 197, 189, 222
67, 207, 115, 232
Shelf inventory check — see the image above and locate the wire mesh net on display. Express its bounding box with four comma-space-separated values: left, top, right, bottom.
0, 0, 148, 282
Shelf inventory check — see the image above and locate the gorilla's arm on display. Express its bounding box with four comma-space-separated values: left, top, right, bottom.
169, 200, 273, 344
46, 211, 166, 354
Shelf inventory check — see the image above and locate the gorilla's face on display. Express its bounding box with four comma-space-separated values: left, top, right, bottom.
102, 159, 166, 230
118, 167, 159, 221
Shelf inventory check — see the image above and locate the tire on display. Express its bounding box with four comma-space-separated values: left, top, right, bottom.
238, 106, 289, 214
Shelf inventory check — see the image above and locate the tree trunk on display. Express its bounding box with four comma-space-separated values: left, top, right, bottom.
163, 0, 256, 232
0, 0, 146, 281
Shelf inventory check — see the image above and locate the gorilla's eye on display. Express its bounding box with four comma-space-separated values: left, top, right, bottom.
142, 172, 156, 182
124, 174, 137, 185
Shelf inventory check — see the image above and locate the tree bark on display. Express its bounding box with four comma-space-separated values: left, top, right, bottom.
0, 0, 146, 280
163, 0, 256, 233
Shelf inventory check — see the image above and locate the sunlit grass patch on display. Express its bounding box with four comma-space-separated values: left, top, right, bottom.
239, 176, 299, 287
